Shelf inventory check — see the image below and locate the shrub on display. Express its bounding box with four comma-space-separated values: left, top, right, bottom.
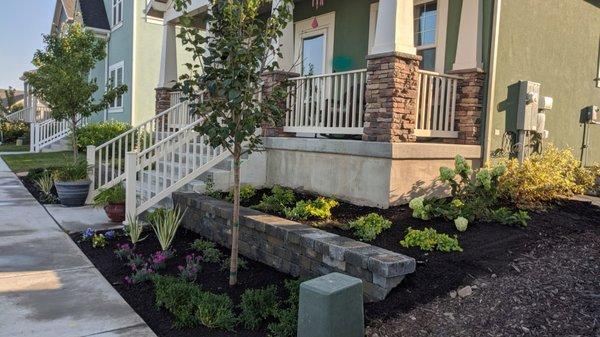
284, 197, 339, 221
52, 159, 89, 181
239, 285, 279, 330
153, 276, 204, 328
0, 120, 29, 142
400, 227, 462, 252
499, 146, 596, 209
221, 257, 248, 271
267, 279, 301, 337
190, 239, 223, 263
92, 184, 125, 206
190, 239, 215, 251
195, 292, 238, 331
226, 184, 256, 202
486, 207, 530, 227
253, 185, 295, 213
345, 213, 392, 242
147, 207, 185, 251
76, 121, 131, 151
34, 172, 56, 203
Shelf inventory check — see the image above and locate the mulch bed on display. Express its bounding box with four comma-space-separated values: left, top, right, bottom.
71, 228, 294, 337
19, 170, 60, 204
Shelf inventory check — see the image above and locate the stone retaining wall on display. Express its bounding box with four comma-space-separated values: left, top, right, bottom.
172, 192, 416, 302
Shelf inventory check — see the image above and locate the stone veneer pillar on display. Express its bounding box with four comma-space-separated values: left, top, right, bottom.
362, 52, 421, 142
448, 70, 485, 144
261, 70, 298, 137
155, 87, 171, 115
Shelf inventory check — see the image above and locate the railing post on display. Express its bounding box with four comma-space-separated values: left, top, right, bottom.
30, 123, 37, 153
85, 145, 96, 204
125, 151, 138, 221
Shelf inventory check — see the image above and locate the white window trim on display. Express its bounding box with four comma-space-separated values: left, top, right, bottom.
368, 0, 448, 73
294, 12, 335, 75
108, 61, 124, 113
111, 0, 123, 30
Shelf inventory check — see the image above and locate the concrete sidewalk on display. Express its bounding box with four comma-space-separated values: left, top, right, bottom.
0, 156, 156, 337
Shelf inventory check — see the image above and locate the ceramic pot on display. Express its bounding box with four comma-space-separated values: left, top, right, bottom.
54, 180, 91, 207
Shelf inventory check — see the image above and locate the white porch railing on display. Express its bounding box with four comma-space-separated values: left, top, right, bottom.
5, 106, 35, 123
170, 91, 183, 107
88, 101, 198, 197
124, 119, 229, 217
30, 117, 88, 152
36, 107, 52, 122
284, 69, 367, 135
415, 70, 461, 138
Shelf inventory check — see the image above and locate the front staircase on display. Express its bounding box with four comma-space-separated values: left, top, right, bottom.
88, 99, 262, 218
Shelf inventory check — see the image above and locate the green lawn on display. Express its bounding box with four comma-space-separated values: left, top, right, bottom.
0, 143, 29, 152
1, 151, 75, 173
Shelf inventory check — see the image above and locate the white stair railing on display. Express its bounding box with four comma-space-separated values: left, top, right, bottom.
88, 101, 198, 197
124, 119, 230, 217
284, 69, 367, 135
415, 70, 461, 138
5, 106, 35, 123
30, 117, 88, 153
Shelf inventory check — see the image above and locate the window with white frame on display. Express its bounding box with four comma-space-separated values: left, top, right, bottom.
414, 1, 437, 71
108, 61, 124, 112
112, 0, 123, 28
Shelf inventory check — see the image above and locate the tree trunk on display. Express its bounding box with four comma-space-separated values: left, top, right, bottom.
71, 117, 78, 162
228, 144, 241, 286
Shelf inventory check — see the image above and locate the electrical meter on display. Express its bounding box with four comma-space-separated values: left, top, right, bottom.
517, 81, 540, 131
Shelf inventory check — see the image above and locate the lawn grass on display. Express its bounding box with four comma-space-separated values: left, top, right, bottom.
0, 143, 29, 152
1, 151, 75, 173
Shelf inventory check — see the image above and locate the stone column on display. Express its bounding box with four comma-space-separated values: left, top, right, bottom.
155, 87, 171, 114
363, 0, 420, 143
261, 71, 297, 137
449, 0, 485, 145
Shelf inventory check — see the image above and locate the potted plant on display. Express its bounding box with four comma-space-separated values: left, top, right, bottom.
52, 160, 91, 207
93, 184, 126, 222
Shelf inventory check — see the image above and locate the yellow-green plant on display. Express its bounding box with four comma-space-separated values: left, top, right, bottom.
400, 227, 462, 252
284, 197, 338, 221
226, 184, 255, 202
499, 145, 595, 209
34, 172, 56, 202
124, 214, 146, 245
345, 213, 392, 242
148, 207, 186, 251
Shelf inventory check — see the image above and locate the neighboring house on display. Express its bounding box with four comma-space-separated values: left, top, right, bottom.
132, 0, 600, 210
45, 0, 188, 126
0, 89, 24, 111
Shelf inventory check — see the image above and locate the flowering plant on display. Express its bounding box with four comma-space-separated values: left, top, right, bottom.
91, 234, 107, 248
178, 254, 202, 281
81, 228, 95, 241
124, 263, 155, 285
105, 230, 116, 239
149, 250, 172, 270
114, 243, 134, 260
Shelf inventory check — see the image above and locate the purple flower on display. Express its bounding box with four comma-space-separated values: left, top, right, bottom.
105, 230, 116, 239
82, 228, 95, 240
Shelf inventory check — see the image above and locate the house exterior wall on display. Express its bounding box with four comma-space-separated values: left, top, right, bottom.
490, 0, 600, 165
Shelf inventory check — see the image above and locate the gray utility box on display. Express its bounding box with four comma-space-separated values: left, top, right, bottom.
517, 80, 541, 131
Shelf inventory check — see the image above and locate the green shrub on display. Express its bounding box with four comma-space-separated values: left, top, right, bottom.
92, 184, 125, 206
153, 276, 204, 328
284, 197, 338, 221
267, 279, 301, 337
499, 145, 596, 209
239, 285, 279, 330
190, 239, 223, 263
221, 257, 248, 271
195, 292, 238, 331
345, 213, 392, 242
147, 207, 185, 251
486, 207, 530, 227
400, 227, 462, 252
52, 159, 89, 181
0, 120, 29, 142
226, 184, 256, 202
34, 171, 56, 203
76, 121, 131, 150
253, 185, 295, 213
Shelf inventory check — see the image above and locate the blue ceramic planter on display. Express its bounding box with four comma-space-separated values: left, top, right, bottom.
55, 180, 91, 207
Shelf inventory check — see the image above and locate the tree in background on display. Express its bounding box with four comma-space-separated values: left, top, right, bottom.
24, 23, 127, 161
174, 0, 293, 285
0, 87, 17, 116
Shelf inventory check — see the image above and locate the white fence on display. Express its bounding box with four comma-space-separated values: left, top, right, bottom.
30, 117, 88, 152
284, 69, 367, 135
5, 106, 53, 123
415, 70, 461, 138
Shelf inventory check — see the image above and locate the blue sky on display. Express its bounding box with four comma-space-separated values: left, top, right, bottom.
0, 0, 55, 90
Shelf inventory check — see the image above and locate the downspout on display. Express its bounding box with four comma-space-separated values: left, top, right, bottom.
104, 32, 111, 121
482, 0, 502, 164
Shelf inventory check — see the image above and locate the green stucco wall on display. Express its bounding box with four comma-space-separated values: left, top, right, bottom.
491, 0, 600, 165
294, 0, 378, 72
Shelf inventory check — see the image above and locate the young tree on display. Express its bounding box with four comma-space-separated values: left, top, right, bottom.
0, 87, 17, 116
24, 23, 127, 161
174, 0, 293, 285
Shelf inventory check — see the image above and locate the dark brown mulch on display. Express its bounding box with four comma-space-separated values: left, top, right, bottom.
19, 171, 59, 204
71, 228, 295, 337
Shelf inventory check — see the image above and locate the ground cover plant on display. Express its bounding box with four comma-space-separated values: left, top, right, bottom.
1, 151, 74, 173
